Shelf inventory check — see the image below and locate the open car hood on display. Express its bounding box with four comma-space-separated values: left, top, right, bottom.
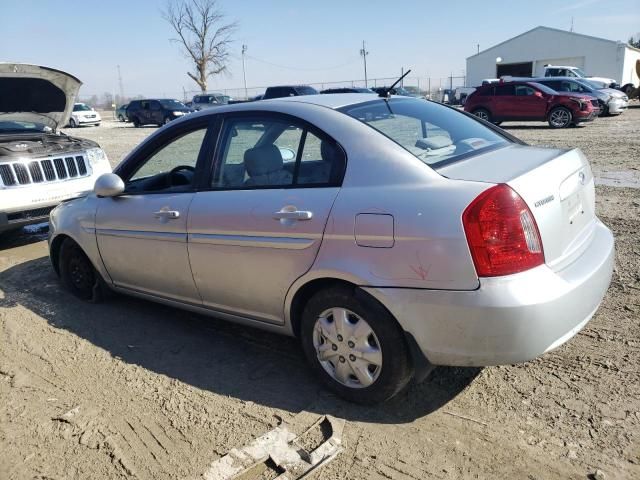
0, 63, 82, 131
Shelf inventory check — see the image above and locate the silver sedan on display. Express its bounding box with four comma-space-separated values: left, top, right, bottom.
48, 94, 614, 404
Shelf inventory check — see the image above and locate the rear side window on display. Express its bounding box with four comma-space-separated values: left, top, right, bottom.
475, 87, 492, 96
212, 116, 345, 189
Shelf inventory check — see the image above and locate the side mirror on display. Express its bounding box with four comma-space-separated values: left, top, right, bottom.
94, 173, 125, 198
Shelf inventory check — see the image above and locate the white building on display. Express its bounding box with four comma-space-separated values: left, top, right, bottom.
466, 26, 640, 87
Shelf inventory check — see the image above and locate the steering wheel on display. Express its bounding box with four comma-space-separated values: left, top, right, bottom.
166, 165, 195, 187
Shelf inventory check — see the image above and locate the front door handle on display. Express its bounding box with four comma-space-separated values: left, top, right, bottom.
153, 209, 180, 219
273, 210, 313, 221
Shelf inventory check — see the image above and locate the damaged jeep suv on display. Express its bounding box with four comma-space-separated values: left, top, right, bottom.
0, 63, 111, 234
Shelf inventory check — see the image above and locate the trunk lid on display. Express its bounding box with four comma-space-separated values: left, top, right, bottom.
0, 63, 82, 131
438, 144, 596, 270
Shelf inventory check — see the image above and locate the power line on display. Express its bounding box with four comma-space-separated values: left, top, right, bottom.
244, 54, 359, 71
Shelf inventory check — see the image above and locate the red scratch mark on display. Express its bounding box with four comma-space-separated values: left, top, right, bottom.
410, 263, 430, 280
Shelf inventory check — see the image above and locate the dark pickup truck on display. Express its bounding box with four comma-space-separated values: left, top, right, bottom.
262, 85, 318, 100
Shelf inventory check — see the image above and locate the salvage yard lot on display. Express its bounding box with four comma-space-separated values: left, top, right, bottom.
1, 106, 639, 479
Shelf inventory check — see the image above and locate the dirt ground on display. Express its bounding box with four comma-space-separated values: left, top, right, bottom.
1, 106, 639, 480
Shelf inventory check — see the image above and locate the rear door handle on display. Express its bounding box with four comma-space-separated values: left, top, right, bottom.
273, 210, 313, 221
153, 209, 180, 219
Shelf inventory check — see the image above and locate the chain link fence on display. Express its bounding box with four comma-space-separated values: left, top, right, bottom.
78, 75, 470, 109
182, 75, 468, 103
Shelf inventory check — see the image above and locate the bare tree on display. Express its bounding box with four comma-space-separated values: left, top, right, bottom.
162, 0, 237, 92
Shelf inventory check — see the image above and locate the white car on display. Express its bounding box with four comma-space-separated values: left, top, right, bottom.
0, 64, 112, 234
543, 65, 618, 88
69, 103, 101, 127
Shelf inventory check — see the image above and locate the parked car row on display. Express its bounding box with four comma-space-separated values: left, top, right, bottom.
464, 77, 629, 128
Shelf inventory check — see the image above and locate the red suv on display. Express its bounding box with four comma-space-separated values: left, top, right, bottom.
464, 81, 599, 128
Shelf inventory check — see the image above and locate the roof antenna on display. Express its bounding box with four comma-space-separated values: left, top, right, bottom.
378, 68, 412, 98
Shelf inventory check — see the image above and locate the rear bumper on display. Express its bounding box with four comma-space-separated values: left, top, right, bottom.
363, 220, 614, 366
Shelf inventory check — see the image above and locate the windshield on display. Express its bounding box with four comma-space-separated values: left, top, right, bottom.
573, 68, 587, 77
528, 82, 557, 95
73, 103, 92, 111
339, 98, 510, 167
159, 99, 187, 109
583, 79, 607, 89
0, 119, 49, 133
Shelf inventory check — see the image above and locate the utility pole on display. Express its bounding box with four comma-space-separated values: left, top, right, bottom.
477, 43, 480, 54
360, 40, 369, 87
116, 65, 125, 104
241, 44, 248, 99
570, 17, 574, 32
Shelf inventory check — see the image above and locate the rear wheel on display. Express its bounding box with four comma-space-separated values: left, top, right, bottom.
300, 286, 413, 404
118, 114, 125, 122
69, 118, 77, 128
132, 116, 141, 128
548, 107, 572, 128
58, 238, 106, 302
472, 108, 491, 122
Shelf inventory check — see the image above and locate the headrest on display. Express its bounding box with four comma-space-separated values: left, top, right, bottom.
244, 144, 283, 177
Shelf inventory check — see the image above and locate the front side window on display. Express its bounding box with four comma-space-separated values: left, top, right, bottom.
212, 116, 344, 189
340, 98, 509, 167
515, 85, 535, 96
127, 127, 207, 191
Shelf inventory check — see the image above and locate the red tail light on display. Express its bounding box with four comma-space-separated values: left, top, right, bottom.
463, 184, 544, 277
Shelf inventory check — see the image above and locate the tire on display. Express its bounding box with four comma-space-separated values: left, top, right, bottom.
300, 286, 413, 404
472, 108, 491, 122
118, 115, 125, 122
69, 118, 77, 128
163, 116, 171, 126
132, 116, 141, 128
58, 238, 106, 302
548, 106, 573, 128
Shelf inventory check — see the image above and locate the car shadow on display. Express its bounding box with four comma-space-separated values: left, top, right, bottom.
0, 255, 482, 424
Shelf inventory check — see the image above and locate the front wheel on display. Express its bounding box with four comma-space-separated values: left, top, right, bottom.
548, 106, 573, 128
58, 238, 105, 302
300, 286, 413, 404
69, 118, 77, 128
118, 115, 125, 122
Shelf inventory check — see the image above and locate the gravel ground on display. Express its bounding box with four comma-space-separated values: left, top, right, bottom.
1, 105, 639, 480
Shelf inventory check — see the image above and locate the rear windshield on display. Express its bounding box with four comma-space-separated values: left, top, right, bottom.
339, 98, 510, 167
294, 86, 319, 95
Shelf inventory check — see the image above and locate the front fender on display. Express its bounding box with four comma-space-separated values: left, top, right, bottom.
49, 194, 111, 283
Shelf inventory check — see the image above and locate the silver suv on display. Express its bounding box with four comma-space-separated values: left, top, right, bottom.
191, 93, 231, 111
0, 63, 112, 234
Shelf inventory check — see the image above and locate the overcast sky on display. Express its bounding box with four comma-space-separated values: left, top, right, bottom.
2, 0, 639, 99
